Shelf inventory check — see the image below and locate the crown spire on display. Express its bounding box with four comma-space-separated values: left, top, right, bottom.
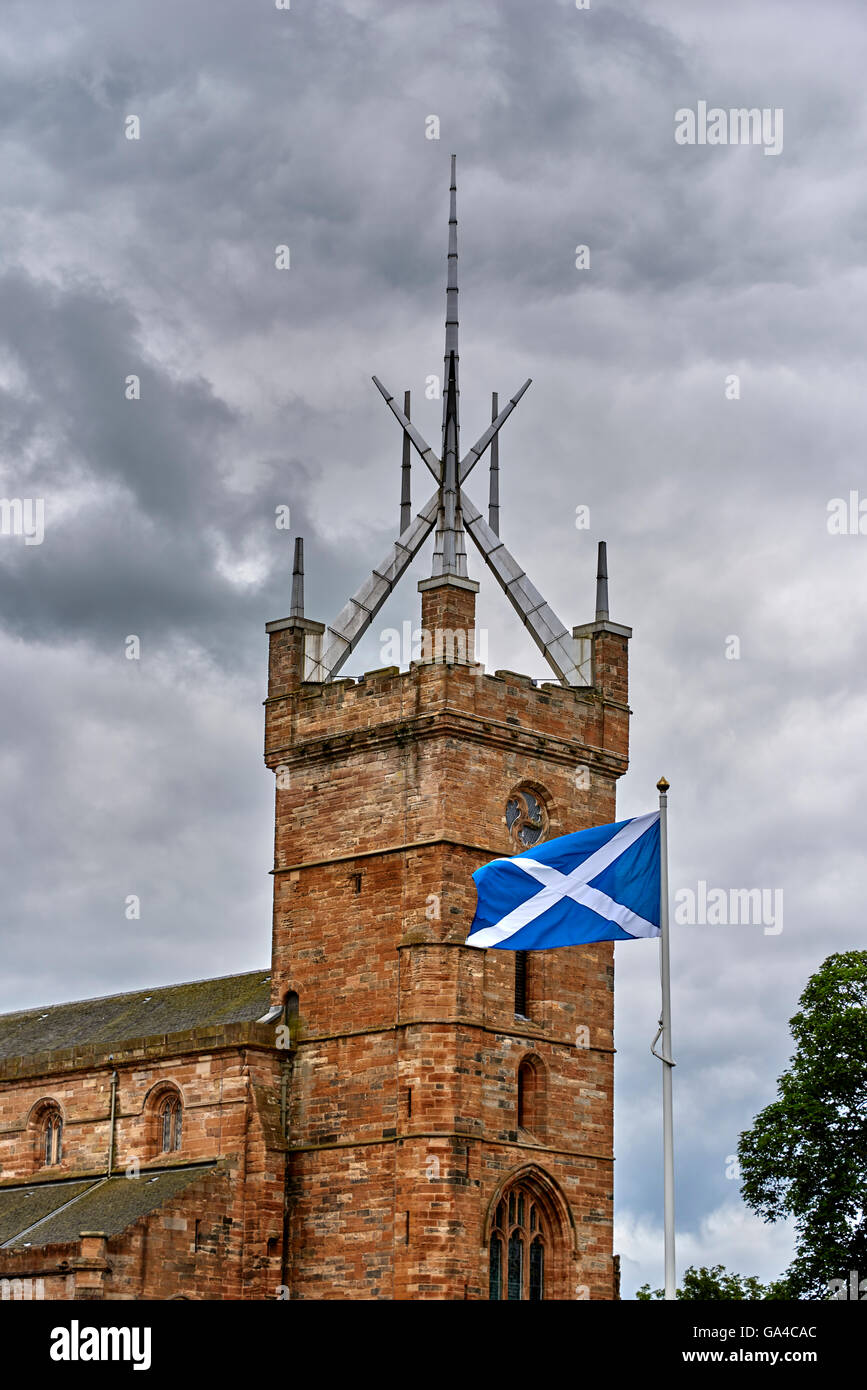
324, 161, 581, 683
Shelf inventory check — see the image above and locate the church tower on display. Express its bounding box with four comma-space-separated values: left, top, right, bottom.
263, 159, 631, 1300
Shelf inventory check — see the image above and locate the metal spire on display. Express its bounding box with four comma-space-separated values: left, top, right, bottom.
290, 536, 304, 618
400, 390, 412, 533
317, 161, 597, 687
431, 350, 468, 578
442, 153, 459, 459
430, 156, 468, 581
595, 540, 609, 622
488, 391, 499, 535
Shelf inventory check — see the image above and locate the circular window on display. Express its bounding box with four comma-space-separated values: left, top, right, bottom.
506, 788, 547, 850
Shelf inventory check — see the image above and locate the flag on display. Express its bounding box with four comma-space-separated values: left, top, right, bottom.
465, 811, 661, 949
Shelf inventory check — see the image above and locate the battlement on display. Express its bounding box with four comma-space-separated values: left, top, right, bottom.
265, 612, 629, 776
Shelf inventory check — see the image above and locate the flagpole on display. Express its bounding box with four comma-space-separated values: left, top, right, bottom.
657, 775, 676, 1299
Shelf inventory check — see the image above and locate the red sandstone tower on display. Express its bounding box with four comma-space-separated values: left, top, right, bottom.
263, 158, 631, 1299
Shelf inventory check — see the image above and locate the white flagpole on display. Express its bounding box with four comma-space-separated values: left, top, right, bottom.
656, 775, 676, 1299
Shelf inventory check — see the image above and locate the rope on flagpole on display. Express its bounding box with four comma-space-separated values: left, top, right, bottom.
649, 1019, 674, 1066
656, 775, 676, 1299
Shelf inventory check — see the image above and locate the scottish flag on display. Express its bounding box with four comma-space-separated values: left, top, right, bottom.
465, 812, 661, 949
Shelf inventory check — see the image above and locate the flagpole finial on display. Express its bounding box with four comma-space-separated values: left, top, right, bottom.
657, 776, 670, 795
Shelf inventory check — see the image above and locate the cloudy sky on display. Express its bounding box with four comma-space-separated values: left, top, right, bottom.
2, 0, 865, 1297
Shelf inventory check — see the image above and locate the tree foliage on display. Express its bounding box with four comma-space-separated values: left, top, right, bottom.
737, 950, 867, 1298
636, 1263, 788, 1300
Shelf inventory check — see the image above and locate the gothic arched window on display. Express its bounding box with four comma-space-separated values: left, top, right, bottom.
41, 1109, 63, 1166
158, 1094, 182, 1154
488, 1185, 547, 1300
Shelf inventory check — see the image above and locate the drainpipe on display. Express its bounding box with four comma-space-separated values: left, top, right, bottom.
106, 1063, 118, 1176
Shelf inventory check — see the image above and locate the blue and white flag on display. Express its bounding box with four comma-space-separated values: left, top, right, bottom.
465, 812, 661, 949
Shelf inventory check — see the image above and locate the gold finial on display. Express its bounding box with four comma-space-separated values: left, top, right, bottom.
656, 776, 670, 793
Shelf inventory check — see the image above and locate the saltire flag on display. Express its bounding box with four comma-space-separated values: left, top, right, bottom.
465, 812, 660, 950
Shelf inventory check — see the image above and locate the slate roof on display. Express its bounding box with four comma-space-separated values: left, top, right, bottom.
0, 970, 272, 1061
0, 1164, 219, 1248
0, 1178, 95, 1246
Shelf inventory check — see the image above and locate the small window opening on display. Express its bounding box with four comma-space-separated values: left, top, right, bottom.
514, 950, 528, 1017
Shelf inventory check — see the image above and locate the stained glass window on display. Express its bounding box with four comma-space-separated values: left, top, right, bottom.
489, 1234, 503, 1300
530, 1238, 544, 1300
41, 1110, 62, 1165
489, 1183, 550, 1300
506, 790, 546, 850
160, 1096, 182, 1153
507, 1233, 523, 1300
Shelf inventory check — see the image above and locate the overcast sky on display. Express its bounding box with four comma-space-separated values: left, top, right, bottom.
2, 0, 865, 1297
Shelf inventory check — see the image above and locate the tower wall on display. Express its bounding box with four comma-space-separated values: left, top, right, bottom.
264, 590, 629, 1299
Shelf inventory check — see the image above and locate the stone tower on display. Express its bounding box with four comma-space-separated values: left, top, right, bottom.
263, 158, 631, 1300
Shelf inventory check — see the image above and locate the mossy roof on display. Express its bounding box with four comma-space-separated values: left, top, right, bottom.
0, 970, 272, 1061
0, 1164, 219, 1248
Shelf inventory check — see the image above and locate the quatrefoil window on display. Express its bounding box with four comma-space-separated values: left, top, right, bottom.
506, 789, 547, 850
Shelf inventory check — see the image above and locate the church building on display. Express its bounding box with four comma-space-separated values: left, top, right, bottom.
0, 160, 631, 1300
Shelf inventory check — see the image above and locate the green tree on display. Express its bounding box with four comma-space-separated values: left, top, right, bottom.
738, 950, 867, 1299
636, 1264, 785, 1300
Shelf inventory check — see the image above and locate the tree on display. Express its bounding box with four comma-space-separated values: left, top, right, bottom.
636, 1264, 785, 1300
737, 950, 867, 1299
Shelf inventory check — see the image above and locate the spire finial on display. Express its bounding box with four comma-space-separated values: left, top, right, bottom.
290, 536, 304, 618
595, 540, 609, 622
488, 391, 499, 535
442, 154, 459, 461
400, 390, 412, 533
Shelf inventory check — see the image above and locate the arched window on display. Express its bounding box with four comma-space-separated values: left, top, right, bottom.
489, 1184, 547, 1300
516, 1055, 546, 1136
158, 1094, 182, 1153
41, 1112, 62, 1167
